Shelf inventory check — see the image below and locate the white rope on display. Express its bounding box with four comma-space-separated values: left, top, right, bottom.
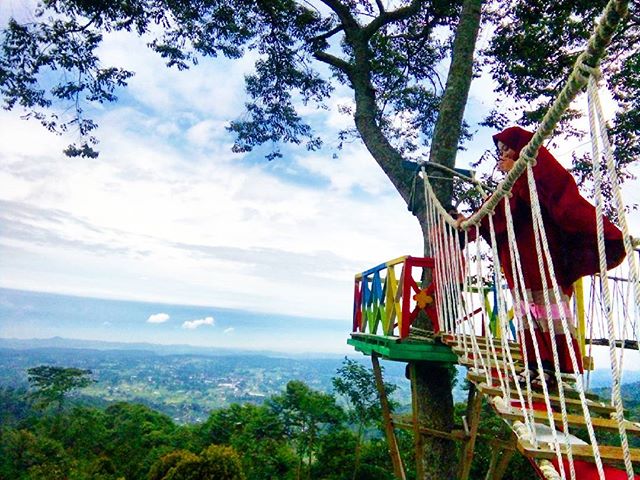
587, 74, 634, 479
539, 460, 562, 480
503, 198, 542, 446
525, 162, 602, 479
423, 168, 487, 371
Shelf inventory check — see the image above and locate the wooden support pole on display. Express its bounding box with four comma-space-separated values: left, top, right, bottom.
459, 383, 483, 480
491, 448, 515, 480
409, 362, 425, 480
484, 449, 500, 480
371, 353, 406, 480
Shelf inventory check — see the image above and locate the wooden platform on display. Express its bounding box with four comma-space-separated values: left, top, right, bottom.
348, 333, 458, 362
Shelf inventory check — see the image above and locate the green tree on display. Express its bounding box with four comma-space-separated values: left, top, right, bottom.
197, 403, 295, 480
483, 1, 638, 210
102, 402, 182, 480
148, 450, 200, 480
155, 445, 245, 480
0, 428, 70, 480
27, 365, 94, 411
332, 358, 397, 480
269, 380, 344, 480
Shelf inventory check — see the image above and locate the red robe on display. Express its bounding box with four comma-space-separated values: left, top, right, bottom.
478, 127, 626, 372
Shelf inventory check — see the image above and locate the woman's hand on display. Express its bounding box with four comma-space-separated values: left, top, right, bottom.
454, 214, 467, 229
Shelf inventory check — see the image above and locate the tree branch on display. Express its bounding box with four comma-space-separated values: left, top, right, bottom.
317, 0, 359, 30
309, 24, 344, 44
363, 0, 425, 39
313, 50, 352, 74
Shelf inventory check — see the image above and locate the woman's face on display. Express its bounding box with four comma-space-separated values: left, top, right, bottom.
497, 141, 517, 173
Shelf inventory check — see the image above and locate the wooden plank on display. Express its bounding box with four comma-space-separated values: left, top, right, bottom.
475, 382, 616, 415
519, 442, 640, 465
490, 448, 515, 480
391, 420, 467, 441
440, 333, 520, 351
452, 346, 523, 360
492, 397, 640, 434
371, 354, 406, 480
347, 336, 458, 363
466, 371, 601, 401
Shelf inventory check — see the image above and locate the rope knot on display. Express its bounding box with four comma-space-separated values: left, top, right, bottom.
577, 61, 602, 81
519, 153, 537, 167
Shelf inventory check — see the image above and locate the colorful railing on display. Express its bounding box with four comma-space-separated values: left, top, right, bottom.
353, 256, 436, 339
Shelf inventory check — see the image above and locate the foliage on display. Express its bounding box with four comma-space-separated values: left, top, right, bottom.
0, 0, 465, 161
149, 445, 245, 480
0, 429, 69, 480
27, 365, 94, 411
333, 357, 395, 428
196, 403, 295, 480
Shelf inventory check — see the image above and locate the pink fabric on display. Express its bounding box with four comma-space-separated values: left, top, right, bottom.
529, 301, 572, 321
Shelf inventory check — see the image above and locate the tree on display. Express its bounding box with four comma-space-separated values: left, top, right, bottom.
332, 357, 397, 480
102, 401, 181, 480
27, 365, 94, 411
197, 403, 295, 480
0, 428, 70, 480
151, 445, 246, 480
1, 2, 483, 475
268, 380, 344, 480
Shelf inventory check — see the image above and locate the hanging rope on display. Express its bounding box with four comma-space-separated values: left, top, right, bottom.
587, 73, 635, 480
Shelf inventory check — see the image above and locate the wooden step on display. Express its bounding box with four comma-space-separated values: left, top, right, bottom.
520, 439, 640, 466
491, 396, 640, 435
475, 382, 616, 416
452, 346, 523, 361
441, 333, 520, 350
467, 371, 601, 402
458, 355, 526, 370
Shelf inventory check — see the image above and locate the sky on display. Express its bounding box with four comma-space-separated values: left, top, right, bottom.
0, 3, 638, 355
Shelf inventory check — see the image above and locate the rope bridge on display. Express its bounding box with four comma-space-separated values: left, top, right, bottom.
349, 0, 639, 478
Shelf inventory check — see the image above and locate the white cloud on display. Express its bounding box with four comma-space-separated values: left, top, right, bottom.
182, 316, 215, 330
223, 327, 234, 334
147, 313, 170, 324
2, 20, 634, 333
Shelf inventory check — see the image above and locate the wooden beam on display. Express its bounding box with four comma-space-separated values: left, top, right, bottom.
487, 447, 515, 480
459, 383, 483, 480
371, 353, 406, 480
519, 443, 640, 465
391, 420, 467, 441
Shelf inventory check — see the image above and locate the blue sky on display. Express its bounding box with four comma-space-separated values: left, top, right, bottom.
1, 2, 638, 348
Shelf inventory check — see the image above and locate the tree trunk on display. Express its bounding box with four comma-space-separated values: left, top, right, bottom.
340, 0, 484, 477
427, 0, 484, 212
415, 0, 483, 478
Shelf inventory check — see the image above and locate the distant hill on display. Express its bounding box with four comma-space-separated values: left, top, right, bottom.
0, 336, 341, 358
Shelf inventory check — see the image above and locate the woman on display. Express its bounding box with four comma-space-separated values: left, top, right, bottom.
460, 126, 625, 382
